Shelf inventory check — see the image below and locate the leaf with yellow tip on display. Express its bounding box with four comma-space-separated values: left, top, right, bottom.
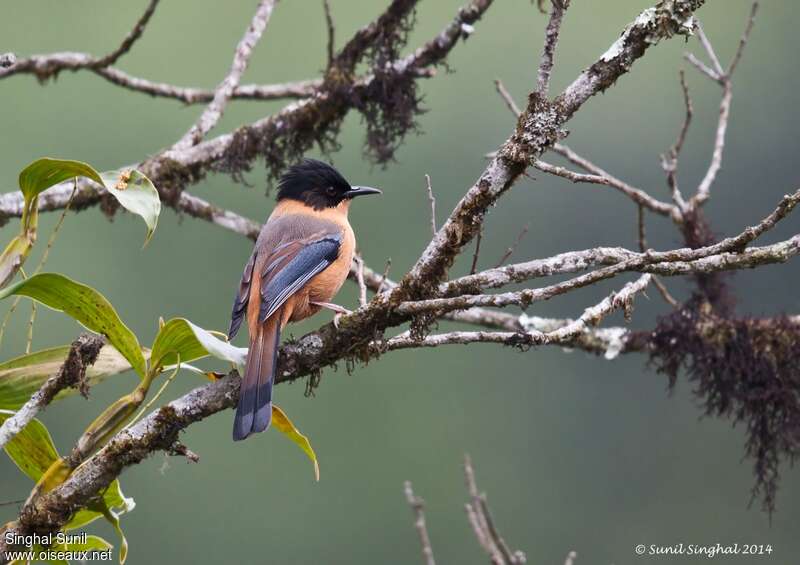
272, 404, 320, 481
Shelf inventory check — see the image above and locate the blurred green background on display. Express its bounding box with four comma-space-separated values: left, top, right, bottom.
2, 1, 799, 563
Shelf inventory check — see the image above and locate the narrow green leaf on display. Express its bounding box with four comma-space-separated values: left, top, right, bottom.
0, 273, 146, 378
150, 318, 246, 374
0, 235, 34, 290
0, 409, 58, 481
272, 404, 320, 482
102, 506, 129, 565
18, 158, 103, 201
0, 345, 139, 410
99, 169, 161, 246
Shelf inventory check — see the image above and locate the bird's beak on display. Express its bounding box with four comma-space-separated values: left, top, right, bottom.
344, 186, 382, 198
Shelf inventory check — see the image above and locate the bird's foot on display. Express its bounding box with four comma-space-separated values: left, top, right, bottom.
311, 301, 353, 329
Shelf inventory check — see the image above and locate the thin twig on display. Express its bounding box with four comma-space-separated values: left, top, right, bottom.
494, 223, 529, 268
354, 255, 368, 307
494, 79, 522, 117
695, 23, 724, 76
462, 455, 525, 564
670, 70, 693, 159
404, 481, 436, 565
173, 0, 277, 149
323, 0, 336, 66
728, 2, 759, 76
470, 227, 483, 275
690, 5, 757, 208
536, 0, 569, 97
90, 0, 161, 69
535, 156, 678, 218
683, 52, 721, 83
661, 70, 693, 212
564, 551, 577, 565
377, 258, 392, 294
425, 174, 437, 235
637, 204, 679, 308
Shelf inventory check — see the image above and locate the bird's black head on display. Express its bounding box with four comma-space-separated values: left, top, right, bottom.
276, 159, 381, 210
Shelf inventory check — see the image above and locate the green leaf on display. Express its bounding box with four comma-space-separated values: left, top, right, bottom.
150, 318, 247, 374
0, 409, 58, 481
272, 404, 320, 482
17, 159, 161, 246
103, 506, 129, 564
66, 479, 135, 531
99, 169, 161, 246
0, 235, 35, 290
0, 345, 140, 410
18, 158, 103, 201
0, 273, 146, 379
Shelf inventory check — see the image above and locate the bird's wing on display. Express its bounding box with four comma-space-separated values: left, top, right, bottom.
228, 215, 343, 338
228, 249, 256, 339
258, 228, 342, 323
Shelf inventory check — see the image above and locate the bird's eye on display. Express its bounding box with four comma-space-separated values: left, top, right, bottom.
326, 186, 337, 196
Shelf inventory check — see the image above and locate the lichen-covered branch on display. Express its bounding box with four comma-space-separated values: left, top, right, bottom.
398, 0, 705, 301
0, 334, 105, 449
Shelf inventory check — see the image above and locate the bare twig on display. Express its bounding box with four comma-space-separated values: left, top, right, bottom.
536, 0, 569, 97
695, 23, 725, 77
494, 223, 529, 268
354, 255, 368, 307
323, 0, 336, 66
683, 52, 721, 82
463, 455, 525, 564
494, 79, 522, 117
404, 481, 436, 565
470, 227, 483, 275
637, 204, 679, 308
90, 0, 161, 69
425, 174, 437, 235
689, 5, 758, 207
167, 440, 200, 463
173, 0, 277, 149
728, 2, 759, 76
660, 70, 693, 212
376, 259, 392, 294
691, 79, 731, 206
564, 551, 577, 565
94, 71, 319, 103
0, 334, 105, 449
533, 156, 678, 218
667, 70, 694, 161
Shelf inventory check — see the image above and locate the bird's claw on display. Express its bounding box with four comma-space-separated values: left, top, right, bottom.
311, 301, 352, 329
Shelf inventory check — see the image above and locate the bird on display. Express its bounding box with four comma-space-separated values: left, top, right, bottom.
228, 158, 381, 441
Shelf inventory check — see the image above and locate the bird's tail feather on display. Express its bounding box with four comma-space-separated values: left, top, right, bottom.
233, 311, 282, 441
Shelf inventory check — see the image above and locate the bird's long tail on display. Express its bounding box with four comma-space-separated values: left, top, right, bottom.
233, 311, 282, 441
